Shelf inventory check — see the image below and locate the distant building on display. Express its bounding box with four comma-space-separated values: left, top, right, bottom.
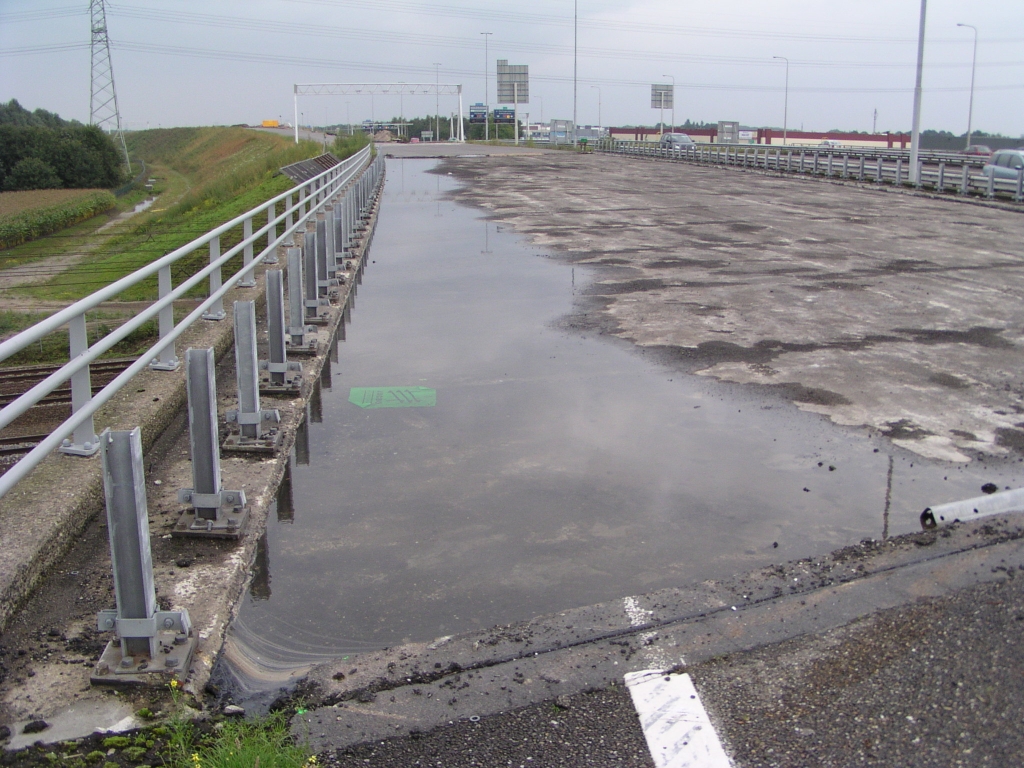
607, 125, 910, 149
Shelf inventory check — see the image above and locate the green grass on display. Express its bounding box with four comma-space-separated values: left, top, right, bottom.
181, 712, 313, 768
9, 128, 324, 303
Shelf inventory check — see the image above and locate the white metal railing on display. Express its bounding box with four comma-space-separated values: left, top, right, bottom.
0, 144, 374, 498
597, 141, 1024, 203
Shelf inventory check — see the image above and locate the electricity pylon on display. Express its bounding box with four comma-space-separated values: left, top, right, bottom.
89, 0, 131, 171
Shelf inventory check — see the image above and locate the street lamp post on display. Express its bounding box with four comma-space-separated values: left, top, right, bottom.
591, 86, 601, 131
909, 0, 928, 185
957, 23, 978, 150
433, 63, 441, 141
662, 75, 674, 133
481, 32, 492, 141
772, 56, 789, 145
537, 95, 543, 123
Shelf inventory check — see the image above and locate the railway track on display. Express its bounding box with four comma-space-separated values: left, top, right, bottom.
0, 357, 137, 408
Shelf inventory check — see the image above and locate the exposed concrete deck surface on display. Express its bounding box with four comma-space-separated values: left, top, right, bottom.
443, 152, 1024, 464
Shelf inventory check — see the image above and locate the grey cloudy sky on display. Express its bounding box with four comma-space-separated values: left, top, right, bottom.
2, 0, 1022, 136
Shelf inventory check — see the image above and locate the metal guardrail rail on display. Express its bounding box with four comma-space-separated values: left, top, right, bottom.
0, 144, 375, 498
596, 141, 1024, 203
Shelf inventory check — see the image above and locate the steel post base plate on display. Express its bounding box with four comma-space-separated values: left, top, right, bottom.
222, 429, 283, 455
260, 371, 303, 397
285, 339, 320, 356
90, 632, 197, 687
171, 506, 249, 539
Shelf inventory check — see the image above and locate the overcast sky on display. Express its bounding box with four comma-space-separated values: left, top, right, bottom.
2, 0, 1022, 136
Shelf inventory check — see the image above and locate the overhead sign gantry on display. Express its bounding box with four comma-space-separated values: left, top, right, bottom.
293, 83, 465, 143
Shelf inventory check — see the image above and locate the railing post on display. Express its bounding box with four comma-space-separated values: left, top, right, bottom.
261, 269, 302, 391
961, 164, 970, 195
284, 194, 295, 245
915, 160, 923, 189
937, 161, 946, 192
987, 167, 995, 198
225, 301, 280, 448
333, 199, 343, 261
1016, 168, 1023, 203
325, 207, 337, 280
265, 202, 278, 264
859, 155, 865, 182
842, 154, 849, 178
202, 235, 225, 321
895, 158, 903, 186
60, 313, 99, 456
239, 216, 256, 288
876, 157, 884, 183
286, 247, 313, 351
175, 347, 248, 538
92, 428, 194, 683
149, 264, 180, 371
304, 230, 319, 321
316, 217, 330, 295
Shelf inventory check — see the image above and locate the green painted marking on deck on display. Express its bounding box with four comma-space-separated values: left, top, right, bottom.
348, 387, 437, 409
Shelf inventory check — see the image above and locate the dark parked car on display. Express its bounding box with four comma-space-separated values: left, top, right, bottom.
659, 133, 696, 149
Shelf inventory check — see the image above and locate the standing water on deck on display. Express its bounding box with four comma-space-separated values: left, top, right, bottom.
222, 158, 1020, 694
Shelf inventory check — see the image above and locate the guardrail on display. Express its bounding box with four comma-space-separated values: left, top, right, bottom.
0, 144, 375, 499
596, 141, 1024, 203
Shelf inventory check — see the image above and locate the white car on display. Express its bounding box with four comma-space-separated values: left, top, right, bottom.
984, 149, 1024, 180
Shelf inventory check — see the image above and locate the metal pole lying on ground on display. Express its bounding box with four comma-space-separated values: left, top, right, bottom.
922, 487, 1024, 529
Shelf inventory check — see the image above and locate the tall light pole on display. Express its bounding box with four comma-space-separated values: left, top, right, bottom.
957, 23, 978, 149
537, 95, 543, 123
345, 102, 351, 135
573, 0, 578, 144
909, 0, 928, 185
772, 56, 789, 145
662, 75, 675, 133
433, 63, 441, 141
481, 32, 492, 141
591, 86, 601, 130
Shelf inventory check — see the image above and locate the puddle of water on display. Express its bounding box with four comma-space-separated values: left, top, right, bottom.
219, 158, 1023, 699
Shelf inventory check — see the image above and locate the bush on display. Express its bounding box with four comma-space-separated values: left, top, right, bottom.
3, 156, 62, 190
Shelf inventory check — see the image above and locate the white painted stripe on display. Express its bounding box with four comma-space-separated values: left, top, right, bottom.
623, 595, 676, 671
625, 669, 732, 768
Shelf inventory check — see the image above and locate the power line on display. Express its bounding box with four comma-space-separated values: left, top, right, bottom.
100, 41, 1023, 95
104, 6, 1024, 71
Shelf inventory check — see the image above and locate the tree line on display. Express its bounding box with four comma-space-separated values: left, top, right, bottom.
0, 99, 127, 191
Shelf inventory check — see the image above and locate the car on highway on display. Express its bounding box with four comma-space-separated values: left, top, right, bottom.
659, 133, 696, 149
983, 149, 1024, 180
819, 139, 843, 148
963, 144, 992, 157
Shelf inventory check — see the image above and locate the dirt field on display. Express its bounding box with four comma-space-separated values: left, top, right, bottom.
442, 151, 1024, 464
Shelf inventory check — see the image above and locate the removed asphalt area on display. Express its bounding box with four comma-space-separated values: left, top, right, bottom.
442, 151, 1024, 465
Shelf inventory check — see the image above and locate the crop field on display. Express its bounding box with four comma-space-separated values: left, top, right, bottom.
10, 127, 325, 303
0, 188, 108, 218
0, 189, 116, 249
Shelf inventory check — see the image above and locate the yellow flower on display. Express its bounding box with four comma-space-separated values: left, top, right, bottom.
169, 679, 180, 689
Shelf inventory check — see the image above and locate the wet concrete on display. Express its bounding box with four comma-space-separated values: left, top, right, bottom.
443, 152, 1024, 464
221, 159, 1022, 701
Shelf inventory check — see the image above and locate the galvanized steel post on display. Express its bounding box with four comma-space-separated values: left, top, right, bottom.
316, 218, 330, 296
93, 428, 193, 682
202, 235, 226, 321
265, 202, 278, 264
287, 248, 309, 347
239, 216, 256, 288
304, 230, 319, 320
266, 270, 287, 385
60, 313, 99, 456
150, 265, 180, 371
226, 301, 279, 441
175, 348, 247, 537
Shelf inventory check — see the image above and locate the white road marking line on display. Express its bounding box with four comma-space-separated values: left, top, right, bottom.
625, 669, 732, 768
622, 595, 673, 670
